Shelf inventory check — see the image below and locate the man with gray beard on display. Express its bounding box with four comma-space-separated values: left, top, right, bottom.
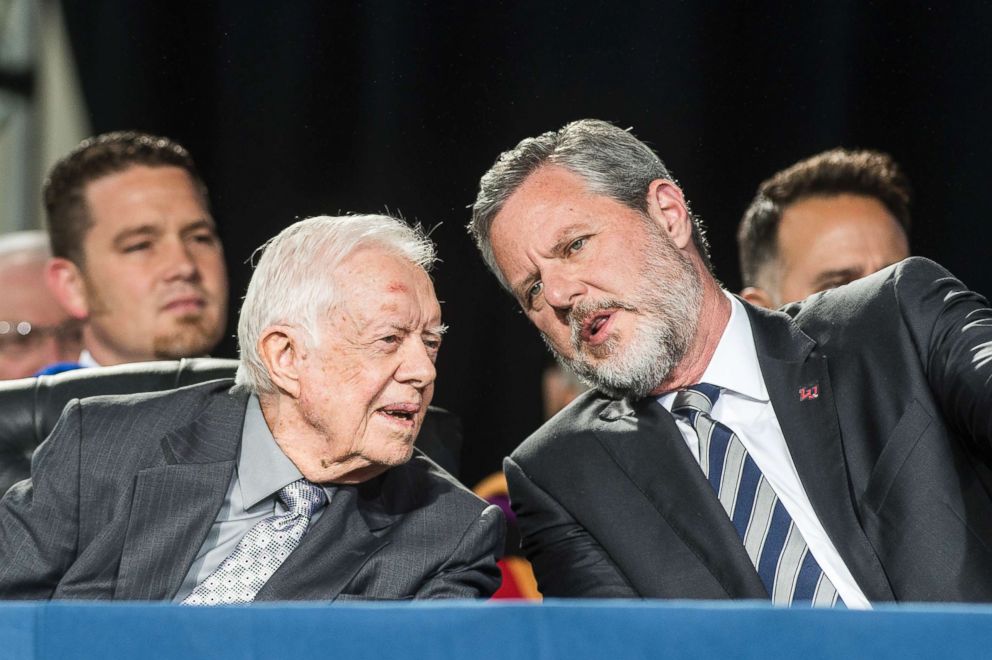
468, 119, 992, 606
542, 219, 702, 400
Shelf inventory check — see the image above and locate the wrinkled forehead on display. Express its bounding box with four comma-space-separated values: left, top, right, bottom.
331, 248, 442, 325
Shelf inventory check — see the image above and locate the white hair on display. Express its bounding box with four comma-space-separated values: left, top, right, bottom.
0, 230, 51, 263
235, 214, 437, 393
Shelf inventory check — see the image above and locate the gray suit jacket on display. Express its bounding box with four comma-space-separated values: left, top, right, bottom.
0, 380, 503, 600
507, 257, 992, 602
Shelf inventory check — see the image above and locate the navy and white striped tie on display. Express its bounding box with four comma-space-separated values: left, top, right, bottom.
672, 383, 841, 607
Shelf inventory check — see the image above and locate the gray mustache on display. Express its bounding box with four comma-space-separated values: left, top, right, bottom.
568, 299, 638, 347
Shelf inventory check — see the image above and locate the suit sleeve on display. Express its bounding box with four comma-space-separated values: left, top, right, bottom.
899, 258, 992, 454
414, 504, 505, 599
504, 457, 637, 598
0, 400, 82, 599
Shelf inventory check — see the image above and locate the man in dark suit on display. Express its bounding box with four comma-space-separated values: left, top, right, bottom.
467, 119, 992, 606
0, 214, 503, 602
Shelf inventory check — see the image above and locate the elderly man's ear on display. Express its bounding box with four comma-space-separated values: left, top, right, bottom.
258, 326, 305, 398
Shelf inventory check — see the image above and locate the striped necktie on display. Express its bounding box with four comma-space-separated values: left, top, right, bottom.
672, 383, 841, 606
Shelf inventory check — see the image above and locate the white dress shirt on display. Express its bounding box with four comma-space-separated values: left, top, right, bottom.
656, 292, 871, 609
77, 350, 100, 368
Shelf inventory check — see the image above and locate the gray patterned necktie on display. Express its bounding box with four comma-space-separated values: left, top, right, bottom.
182, 478, 327, 606
672, 384, 842, 606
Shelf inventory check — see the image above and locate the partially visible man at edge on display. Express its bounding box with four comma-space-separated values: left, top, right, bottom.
737, 148, 911, 308
41, 131, 228, 371
0, 230, 82, 379
468, 119, 992, 606
0, 214, 503, 601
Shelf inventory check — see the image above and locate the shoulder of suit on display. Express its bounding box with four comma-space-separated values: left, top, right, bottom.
760, 256, 974, 360
781, 257, 951, 321
510, 388, 613, 466
379, 450, 495, 515
72, 378, 241, 432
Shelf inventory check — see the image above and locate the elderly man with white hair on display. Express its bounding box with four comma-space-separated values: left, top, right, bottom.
0, 214, 503, 602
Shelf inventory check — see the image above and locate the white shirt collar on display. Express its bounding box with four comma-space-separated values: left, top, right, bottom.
697, 292, 768, 403
77, 349, 100, 368
658, 292, 767, 407
238, 394, 305, 510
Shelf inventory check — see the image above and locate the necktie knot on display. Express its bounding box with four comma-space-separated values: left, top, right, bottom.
672, 383, 721, 417
278, 479, 327, 519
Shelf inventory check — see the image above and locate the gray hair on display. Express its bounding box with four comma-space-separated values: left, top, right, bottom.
235, 214, 437, 393
0, 230, 51, 263
468, 119, 712, 290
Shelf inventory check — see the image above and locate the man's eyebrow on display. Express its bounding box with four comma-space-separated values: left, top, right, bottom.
509, 223, 589, 302
112, 219, 217, 247
511, 272, 539, 303
377, 322, 448, 336
179, 218, 218, 235
812, 267, 861, 287
548, 223, 588, 255
112, 225, 160, 247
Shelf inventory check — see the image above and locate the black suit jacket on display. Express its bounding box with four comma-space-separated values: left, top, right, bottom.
506, 257, 992, 602
0, 380, 504, 600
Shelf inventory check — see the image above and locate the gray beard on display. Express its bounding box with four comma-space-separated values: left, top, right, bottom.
543, 235, 703, 400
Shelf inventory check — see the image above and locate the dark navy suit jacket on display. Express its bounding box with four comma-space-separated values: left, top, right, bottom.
507, 257, 992, 602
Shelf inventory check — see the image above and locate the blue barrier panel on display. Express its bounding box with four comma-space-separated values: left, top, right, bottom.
0, 604, 34, 659
3, 600, 992, 660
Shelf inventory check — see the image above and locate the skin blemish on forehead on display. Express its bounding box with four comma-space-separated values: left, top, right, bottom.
386, 281, 409, 293
378, 302, 401, 314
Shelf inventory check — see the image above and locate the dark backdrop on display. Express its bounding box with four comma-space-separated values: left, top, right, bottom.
60, 1, 992, 487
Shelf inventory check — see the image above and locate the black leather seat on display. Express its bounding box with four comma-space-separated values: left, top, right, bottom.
0, 358, 461, 494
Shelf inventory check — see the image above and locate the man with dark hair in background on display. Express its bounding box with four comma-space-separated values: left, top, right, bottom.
42, 131, 229, 369
737, 148, 911, 308
469, 118, 992, 606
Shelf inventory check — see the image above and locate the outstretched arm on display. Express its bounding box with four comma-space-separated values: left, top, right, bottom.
899, 258, 992, 453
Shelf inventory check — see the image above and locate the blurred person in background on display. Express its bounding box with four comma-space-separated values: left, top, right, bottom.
0, 230, 82, 379
541, 361, 589, 420
472, 358, 588, 600
42, 131, 229, 370
737, 148, 911, 308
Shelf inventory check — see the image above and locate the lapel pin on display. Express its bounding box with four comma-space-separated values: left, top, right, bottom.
799, 384, 819, 401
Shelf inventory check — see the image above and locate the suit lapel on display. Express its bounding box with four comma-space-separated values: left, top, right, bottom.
114, 385, 248, 600
748, 304, 895, 601
594, 396, 768, 598
256, 484, 390, 601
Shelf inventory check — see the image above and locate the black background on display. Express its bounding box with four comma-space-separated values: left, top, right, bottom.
61, 1, 992, 486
